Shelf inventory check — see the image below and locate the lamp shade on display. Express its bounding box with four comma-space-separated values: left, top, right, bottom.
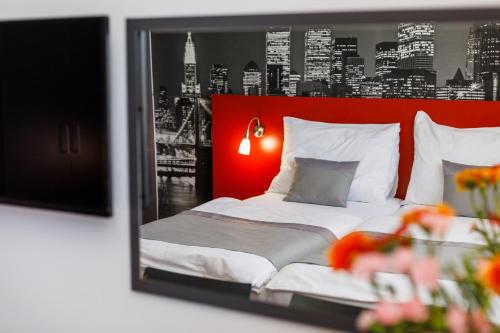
238, 138, 251, 155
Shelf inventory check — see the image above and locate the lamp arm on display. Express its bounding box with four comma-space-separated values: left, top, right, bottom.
244, 117, 261, 139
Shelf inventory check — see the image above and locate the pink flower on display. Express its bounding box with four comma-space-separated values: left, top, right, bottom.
401, 298, 428, 322
388, 247, 414, 273
446, 306, 468, 333
401, 204, 454, 237
352, 253, 387, 280
420, 212, 453, 236
410, 257, 439, 291
374, 301, 404, 326
471, 310, 492, 333
356, 310, 376, 332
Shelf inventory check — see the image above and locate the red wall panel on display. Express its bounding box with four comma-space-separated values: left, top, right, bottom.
212, 95, 500, 200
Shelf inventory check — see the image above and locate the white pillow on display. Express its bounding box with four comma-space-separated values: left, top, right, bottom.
405, 111, 500, 206
268, 117, 400, 205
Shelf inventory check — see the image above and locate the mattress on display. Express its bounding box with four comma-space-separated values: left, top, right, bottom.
139, 193, 402, 289
261, 204, 500, 323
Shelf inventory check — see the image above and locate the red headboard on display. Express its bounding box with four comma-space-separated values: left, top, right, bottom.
212, 95, 500, 200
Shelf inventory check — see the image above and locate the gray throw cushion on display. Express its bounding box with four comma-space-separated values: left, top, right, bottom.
442, 160, 495, 218
284, 158, 359, 207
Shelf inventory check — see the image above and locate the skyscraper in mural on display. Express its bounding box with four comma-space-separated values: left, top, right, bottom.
176, 32, 201, 143
208, 64, 229, 96
344, 55, 365, 97
332, 37, 358, 84
304, 28, 333, 84
173, 97, 195, 141
242, 60, 262, 96
477, 23, 500, 75
386, 23, 437, 99
464, 23, 500, 100
375, 42, 398, 77
298, 80, 329, 97
382, 69, 436, 99
181, 32, 201, 100
155, 86, 176, 131
477, 23, 500, 101
266, 28, 291, 96
360, 77, 383, 98
436, 68, 485, 100
289, 71, 301, 96
397, 23, 435, 71
466, 27, 482, 82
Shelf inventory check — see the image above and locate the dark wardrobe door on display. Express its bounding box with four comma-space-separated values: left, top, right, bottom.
60, 20, 109, 213
0, 22, 74, 205
0, 18, 110, 215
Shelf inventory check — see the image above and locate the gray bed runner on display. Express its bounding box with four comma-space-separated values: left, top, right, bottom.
141, 210, 337, 270
295, 248, 330, 266
293, 231, 479, 279
368, 232, 478, 278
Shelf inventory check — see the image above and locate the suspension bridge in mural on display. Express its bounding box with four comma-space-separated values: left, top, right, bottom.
156, 98, 212, 180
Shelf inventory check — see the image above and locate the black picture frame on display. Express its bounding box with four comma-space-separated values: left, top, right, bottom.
127, 8, 500, 330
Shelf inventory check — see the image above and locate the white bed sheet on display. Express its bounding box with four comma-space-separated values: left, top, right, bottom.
140, 193, 402, 289
263, 204, 499, 323
263, 264, 500, 324
358, 204, 486, 245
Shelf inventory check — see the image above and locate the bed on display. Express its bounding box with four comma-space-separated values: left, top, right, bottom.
140, 193, 401, 289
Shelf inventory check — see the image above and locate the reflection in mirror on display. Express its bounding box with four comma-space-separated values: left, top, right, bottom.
129, 14, 500, 332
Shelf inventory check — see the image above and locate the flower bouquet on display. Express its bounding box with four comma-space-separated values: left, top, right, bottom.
328, 166, 500, 333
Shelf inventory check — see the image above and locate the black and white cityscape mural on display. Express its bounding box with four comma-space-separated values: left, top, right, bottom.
151, 22, 500, 218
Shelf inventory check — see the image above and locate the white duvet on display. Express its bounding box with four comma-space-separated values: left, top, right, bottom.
140, 193, 401, 289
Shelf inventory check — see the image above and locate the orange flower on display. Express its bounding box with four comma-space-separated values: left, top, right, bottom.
493, 165, 500, 183
328, 232, 376, 270
399, 204, 455, 236
436, 203, 455, 216
455, 166, 500, 192
400, 205, 451, 226
491, 164, 500, 183
401, 209, 426, 227
479, 254, 500, 295
489, 214, 500, 226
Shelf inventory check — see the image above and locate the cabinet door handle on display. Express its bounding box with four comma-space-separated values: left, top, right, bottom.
69, 124, 80, 154
59, 124, 70, 154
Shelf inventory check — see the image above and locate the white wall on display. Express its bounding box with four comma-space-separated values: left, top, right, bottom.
0, 1, 498, 332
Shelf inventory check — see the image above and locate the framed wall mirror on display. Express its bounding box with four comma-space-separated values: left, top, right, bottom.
128, 9, 500, 331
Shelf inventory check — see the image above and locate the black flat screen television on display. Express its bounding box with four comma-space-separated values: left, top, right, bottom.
0, 17, 111, 216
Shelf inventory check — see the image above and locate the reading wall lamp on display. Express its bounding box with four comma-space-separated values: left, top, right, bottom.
238, 117, 265, 155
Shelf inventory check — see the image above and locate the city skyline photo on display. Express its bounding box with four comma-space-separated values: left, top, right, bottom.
151, 21, 498, 101
151, 21, 500, 218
